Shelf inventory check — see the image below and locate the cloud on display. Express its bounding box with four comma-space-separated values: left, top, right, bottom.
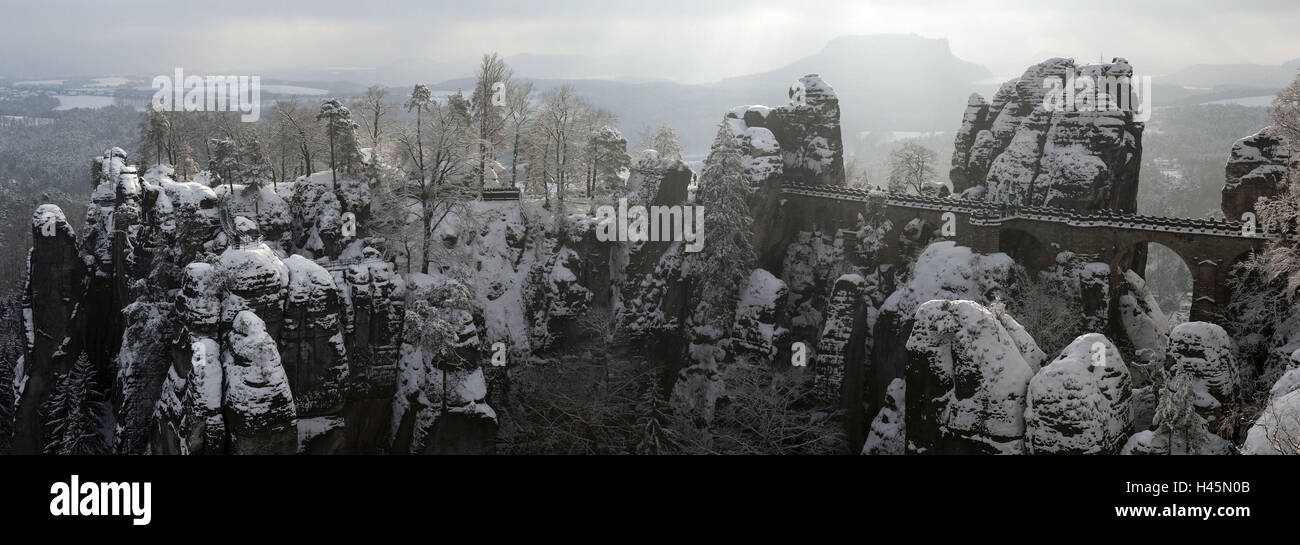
1, 0, 1297, 80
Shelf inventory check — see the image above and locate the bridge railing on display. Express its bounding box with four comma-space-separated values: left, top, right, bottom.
779, 182, 1287, 241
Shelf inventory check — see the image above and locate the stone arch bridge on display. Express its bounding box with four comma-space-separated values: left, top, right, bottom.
776, 183, 1281, 322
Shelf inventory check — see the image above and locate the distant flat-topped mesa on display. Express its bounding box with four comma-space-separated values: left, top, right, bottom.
950, 58, 1144, 212
1221, 127, 1293, 220
724, 73, 846, 188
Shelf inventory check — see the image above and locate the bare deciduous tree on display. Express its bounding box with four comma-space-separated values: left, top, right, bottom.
887, 141, 939, 195
470, 53, 512, 191
354, 85, 389, 150
505, 80, 535, 188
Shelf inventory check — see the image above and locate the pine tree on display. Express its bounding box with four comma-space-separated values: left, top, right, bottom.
42, 352, 108, 455
1153, 362, 1208, 455
138, 109, 172, 169
236, 138, 274, 215
685, 123, 754, 330
208, 137, 241, 192
317, 98, 362, 187
0, 297, 18, 454
585, 126, 630, 197
41, 369, 70, 455
634, 381, 676, 455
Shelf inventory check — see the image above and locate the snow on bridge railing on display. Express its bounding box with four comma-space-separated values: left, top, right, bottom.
779, 182, 1286, 241
315, 256, 389, 271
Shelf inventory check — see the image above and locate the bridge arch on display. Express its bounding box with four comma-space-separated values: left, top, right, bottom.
998, 227, 1054, 272
1111, 235, 1225, 323
1139, 241, 1195, 323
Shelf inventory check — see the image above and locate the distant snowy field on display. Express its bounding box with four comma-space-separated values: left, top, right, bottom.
1202, 95, 1274, 107
261, 84, 329, 96
53, 95, 117, 110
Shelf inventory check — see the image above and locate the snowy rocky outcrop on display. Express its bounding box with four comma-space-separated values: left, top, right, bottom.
223, 311, 297, 454
280, 255, 349, 417
288, 171, 368, 258
1025, 334, 1132, 454
1040, 251, 1110, 332
113, 300, 176, 454
721, 74, 847, 269
1121, 322, 1238, 455
723, 74, 844, 190
813, 274, 864, 402
391, 278, 496, 454
18, 149, 435, 454
1242, 374, 1300, 455
779, 229, 854, 342
617, 153, 694, 348
627, 150, 692, 208
1121, 426, 1233, 455
949, 58, 1143, 212
1221, 127, 1293, 221
459, 201, 531, 354
151, 337, 224, 455
339, 249, 405, 400
525, 224, 595, 347
731, 268, 789, 365
1167, 322, 1238, 434
997, 310, 1047, 373
13, 204, 85, 453
214, 182, 292, 245
874, 242, 1019, 413
905, 299, 1036, 454
1115, 270, 1169, 386
724, 108, 783, 186
862, 378, 905, 455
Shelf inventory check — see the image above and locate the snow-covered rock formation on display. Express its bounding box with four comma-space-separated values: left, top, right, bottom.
905, 299, 1036, 454
732, 268, 789, 366
862, 378, 905, 455
17, 149, 475, 455
391, 277, 496, 454
1242, 369, 1300, 454
617, 152, 694, 345
1115, 270, 1169, 382
1166, 322, 1238, 435
950, 58, 1143, 212
13, 204, 84, 453
1025, 334, 1132, 454
223, 311, 298, 454
874, 241, 1020, 413
813, 274, 864, 402
1221, 127, 1292, 221
724, 74, 847, 270
1122, 322, 1238, 455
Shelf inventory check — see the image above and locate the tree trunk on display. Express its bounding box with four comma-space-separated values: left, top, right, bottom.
511, 130, 521, 187
329, 132, 337, 189
478, 142, 487, 191
420, 208, 432, 274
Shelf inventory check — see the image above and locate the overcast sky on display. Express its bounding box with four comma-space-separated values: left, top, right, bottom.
2, 0, 1298, 81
